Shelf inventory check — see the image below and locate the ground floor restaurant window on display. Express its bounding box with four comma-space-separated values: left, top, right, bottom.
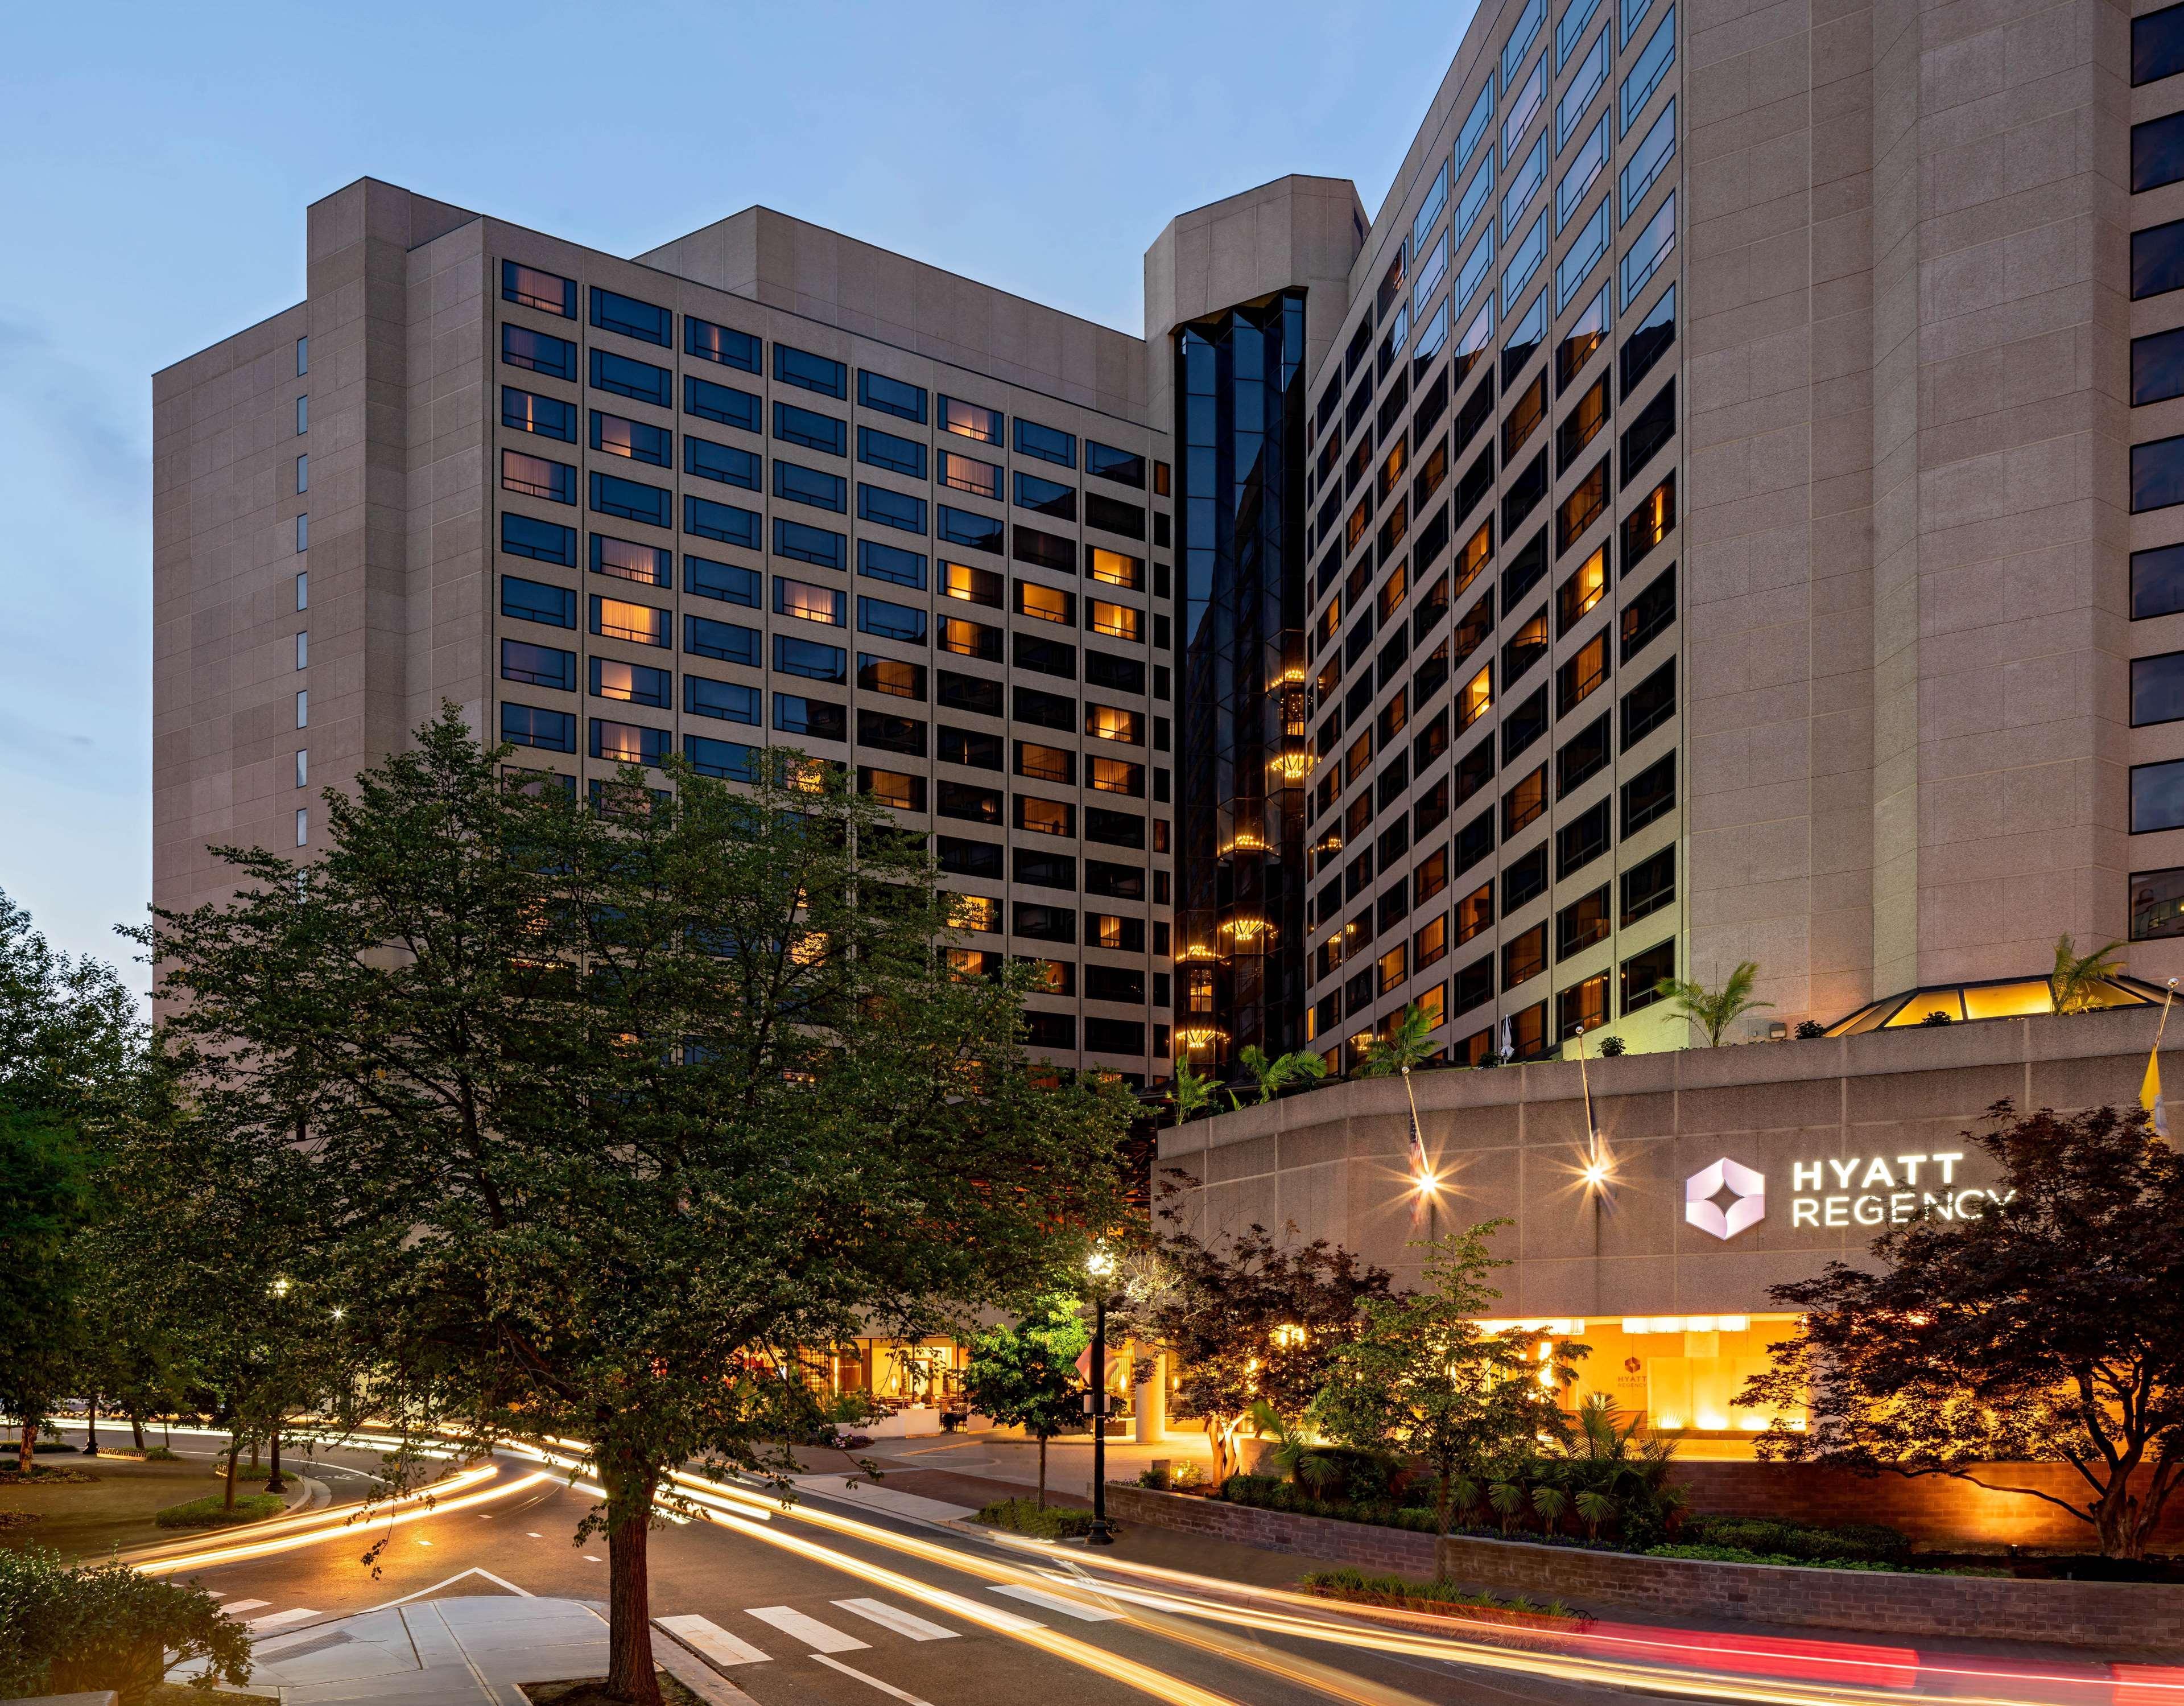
1480, 1312, 1807, 1439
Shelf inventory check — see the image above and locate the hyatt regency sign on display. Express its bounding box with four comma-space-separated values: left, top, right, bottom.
1684, 1152, 2016, 1240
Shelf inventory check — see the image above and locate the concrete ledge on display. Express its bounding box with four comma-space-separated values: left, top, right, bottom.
1100, 1483, 1435, 1574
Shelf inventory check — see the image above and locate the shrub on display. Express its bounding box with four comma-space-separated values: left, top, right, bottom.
973, 1497, 1100, 1540
1794, 1020, 1826, 1039
1597, 1036, 1626, 1057
1302, 1567, 1587, 1627
0, 1547, 251, 1703
142, 1446, 181, 1462
1646, 1543, 1900, 1572
1682, 1516, 1910, 1565
155, 1492, 287, 1530
1219, 1474, 1439, 1532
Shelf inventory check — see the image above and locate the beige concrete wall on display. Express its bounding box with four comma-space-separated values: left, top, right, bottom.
1158, 1004, 2177, 1309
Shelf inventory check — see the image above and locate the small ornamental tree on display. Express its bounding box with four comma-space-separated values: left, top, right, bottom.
1140, 1222, 1392, 1482
142, 709, 1129, 1705
1315, 1222, 1583, 1536
964, 1289, 1092, 1508
1739, 1101, 2184, 1559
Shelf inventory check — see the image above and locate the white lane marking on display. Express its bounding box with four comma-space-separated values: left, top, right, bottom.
913, 1588, 1042, 1633
220, 1599, 270, 1616
812, 1651, 936, 1704
657, 1613, 771, 1667
584, 1554, 602, 1561
832, 1598, 958, 1641
990, 1584, 1120, 1622
743, 1605, 869, 1653
247, 1607, 319, 1631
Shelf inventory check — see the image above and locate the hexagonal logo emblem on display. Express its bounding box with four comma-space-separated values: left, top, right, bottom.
1685, 1157, 1765, 1240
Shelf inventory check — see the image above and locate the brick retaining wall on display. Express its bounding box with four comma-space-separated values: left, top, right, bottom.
1106, 1484, 2184, 1653
1432, 1531, 2184, 1654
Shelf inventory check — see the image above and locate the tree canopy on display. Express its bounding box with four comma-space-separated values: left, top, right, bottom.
963, 1289, 1092, 1508
1740, 1100, 2184, 1558
140, 708, 1132, 1703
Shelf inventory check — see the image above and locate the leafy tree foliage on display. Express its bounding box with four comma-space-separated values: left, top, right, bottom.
0, 1112, 90, 1471
1314, 1223, 1581, 1535
1740, 1101, 2184, 1558
1231, 1045, 1327, 1107
0, 888, 141, 1120
1138, 1221, 1391, 1482
143, 709, 1129, 1704
963, 1290, 1091, 1508
0, 1546, 250, 1703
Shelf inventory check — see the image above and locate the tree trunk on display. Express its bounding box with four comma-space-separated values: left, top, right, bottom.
1436, 1466, 1452, 1538
18, 1420, 32, 1475
82, 1396, 100, 1456
224, 1438, 240, 1511
602, 1466, 663, 1706
247, 1433, 261, 1472
1037, 1434, 1048, 1510
130, 1412, 146, 1452
265, 1425, 287, 1494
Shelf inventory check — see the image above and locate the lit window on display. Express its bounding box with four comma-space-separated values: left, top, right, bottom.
774, 576, 846, 626
1088, 757, 1144, 796
1458, 664, 1492, 729
1086, 705, 1142, 745
944, 562, 1002, 607
1017, 582, 1074, 624
589, 596, 670, 647
503, 261, 576, 317
951, 895, 1001, 933
939, 395, 1002, 443
937, 449, 1002, 498
502, 448, 575, 504
1089, 549, 1143, 590
1087, 600, 1141, 642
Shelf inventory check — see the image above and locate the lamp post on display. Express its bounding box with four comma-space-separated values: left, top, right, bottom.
266, 1276, 291, 1494
1084, 1246, 1117, 1546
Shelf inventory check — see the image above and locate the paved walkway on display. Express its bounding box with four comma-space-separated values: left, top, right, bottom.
172, 1579, 751, 1704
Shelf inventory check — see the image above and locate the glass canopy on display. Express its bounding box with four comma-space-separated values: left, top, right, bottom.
1826, 974, 2172, 1036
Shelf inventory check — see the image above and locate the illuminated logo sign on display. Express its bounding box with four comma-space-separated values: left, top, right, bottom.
1685, 1157, 1765, 1240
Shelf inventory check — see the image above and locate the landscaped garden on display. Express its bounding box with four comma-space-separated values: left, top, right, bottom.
0, 1447, 284, 1561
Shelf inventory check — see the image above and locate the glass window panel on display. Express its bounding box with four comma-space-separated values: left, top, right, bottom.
2133, 543, 2184, 619
1621, 193, 1677, 309
2135, 110, 2184, 192
1558, 113, 1610, 232
2135, 325, 2184, 407
1559, 197, 1612, 311
1504, 0, 1548, 82
1504, 50, 1547, 159
1621, 6, 1675, 135
1412, 161, 1450, 256
2131, 868, 2184, 940
1558, 24, 1609, 147
1621, 100, 1677, 224
2133, 651, 2184, 724
2135, 1, 2184, 85
2133, 434, 2184, 512
1503, 211, 1549, 304
1456, 77, 1496, 172
1559, 0, 1605, 66
2132, 756, 2184, 831
2134, 219, 2184, 299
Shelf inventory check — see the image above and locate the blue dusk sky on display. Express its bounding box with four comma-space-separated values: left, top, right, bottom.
0, 1, 1474, 990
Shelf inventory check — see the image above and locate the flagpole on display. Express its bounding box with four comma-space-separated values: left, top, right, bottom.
2145, 980, 2178, 1142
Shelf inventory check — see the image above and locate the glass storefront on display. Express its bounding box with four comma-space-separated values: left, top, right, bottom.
1484, 1312, 1808, 1439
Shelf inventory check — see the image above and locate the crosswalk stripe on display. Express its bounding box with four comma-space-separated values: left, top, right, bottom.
914, 1588, 1043, 1633
656, 1613, 771, 1667
833, 1598, 959, 1641
220, 1600, 270, 1616
744, 1605, 869, 1653
246, 1608, 319, 1632
990, 1584, 1120, 1623
812, 1651, 936, 1703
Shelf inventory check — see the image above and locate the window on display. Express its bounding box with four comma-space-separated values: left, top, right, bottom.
1621, 937, 1675, 1013
772, 517, 845, 570
503, 324, 576, 381
857, 595, 927, 644
1622, 563, 1676, 660
1558, 545, 1609, 636
859, 483, 927, 534
939, 395, 1003, 443
1504, 47, 1547, 157
1506, 372, 1548, 460
2131, 866, 2184, 939
591, 656, 671, 708
2134, 652, 2184, 726
295, 629, 308, 670
1015, 848, 1076, 891
854, 765, 924, 814
1087, 650, 1146, 694
2137, 219, 2184, 300
501, 638, 575, 691
858, 369, 927, 423
939, 615, 1002, 661
941, 559, 1004, 608
1557, 799, 1611, 877
1504, 0, 1547, 80
2135, 435, 2184, 512
1016, 796, 1075, 836
591, 410, 671, 467
1557, 885, 1611, 958
1087, 599, 1141, 642
502, 574, 576, 629
774, 459, 848, 513
1504, 765, 1547, 836
938, 504, 1005, 555
2135, 543, 2184, 619
1085, 492, 1146, 539
669, 498, 749, 552
296, 395, 308, 435
939, 726, 1003, 769
589, 718, 670, 767
1624, 474, 1676, 568
1559, 711, 1612, 800
857, 425, 927, 479
1622, 751, 1677, 835
2136, 1, 2184, 84
683, 736, 758, 782
1085, 703, 1140, 744
771, 401, 846, 458
1622, 100, 1677, 221
686, 316, 761, 373
774, 635, 847, 684
588, 348, 671, 407
1558, 197, 1611, 311
1504, 135, 1547, 237
1086, 807, 1145, 848
1621, 285, 1675, 398
1621, 6, 1675, 134
685, 374, 760, 432
1457, 75, 1496, 173
2134, 327, 2184, 409
295, 749, 308, 790
503, 513, 578, 567
585, 285, 667, 346
503, 448, 575, 504
859, 654, 927, 701
773, 694, 847, 740
1621, 193, 1676, 308
1014, 418, 1076, 468
1015, 741, 1075, 785
2139, 757, 2184, 832
1558, 26, 1609, 150
1558, 460, 1609, 551
1088, 756, 1144, 796
857, 710, 927, 759
1559, 282, 1610, 394
1086, 441, 1145, 488
1454, 879, 1492, 942
296, 335, 308, 376
589, 472, 670, 528
1086, 914, 1145, 953
1088, 548, 1143, 591
1503, 923, 1548, 988
1621, 379, 1676, 488
684, 615, 760, 665
1014, 471, 1077, 522
857, 538, 927, 591
295, 454, 308, 493
775, 576, 847, 626
502, 702, 575, 753
591, 594, 670, 647
1621, 845, 1675, 925
1454, 223, 1495, 318
938, 836, 1004, 879
295, 686, 309, 728
1622, 657, 1677, 748
1014, 581, 1074, 625
1558, 114, 1610, 237
685, 674, 760, 724
295, 570, 308, 610
775, 344, 848, 399
503, 386, 576, 442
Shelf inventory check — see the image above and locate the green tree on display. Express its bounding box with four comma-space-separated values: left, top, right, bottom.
143, 708, 1128, 1704
963, 1290, 1092, 1509
1232, 1045, 1328, 1107
1139, 1223, 1391, 1483
1170, 1055, 1213, 1124
1740, 1101, 2184, 1559
0, 1112, 91, 1472
1654, 960, 1771, 1048
1314, 1223, 1583, 1536
2050, 933, 2128, 1014
0, 887, 142, 1122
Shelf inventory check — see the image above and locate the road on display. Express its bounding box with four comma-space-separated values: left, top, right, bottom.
50, 1426, 2178, 1706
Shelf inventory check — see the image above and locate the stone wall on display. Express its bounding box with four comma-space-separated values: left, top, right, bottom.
1099, 1484, 1435, 1575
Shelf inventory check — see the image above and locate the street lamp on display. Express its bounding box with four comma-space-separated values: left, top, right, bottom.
266, 1276, 292, 1494
1084, 1246, 1117, 1546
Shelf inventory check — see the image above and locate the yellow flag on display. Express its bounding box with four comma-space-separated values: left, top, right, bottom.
2144, 1049, 2169, 1139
